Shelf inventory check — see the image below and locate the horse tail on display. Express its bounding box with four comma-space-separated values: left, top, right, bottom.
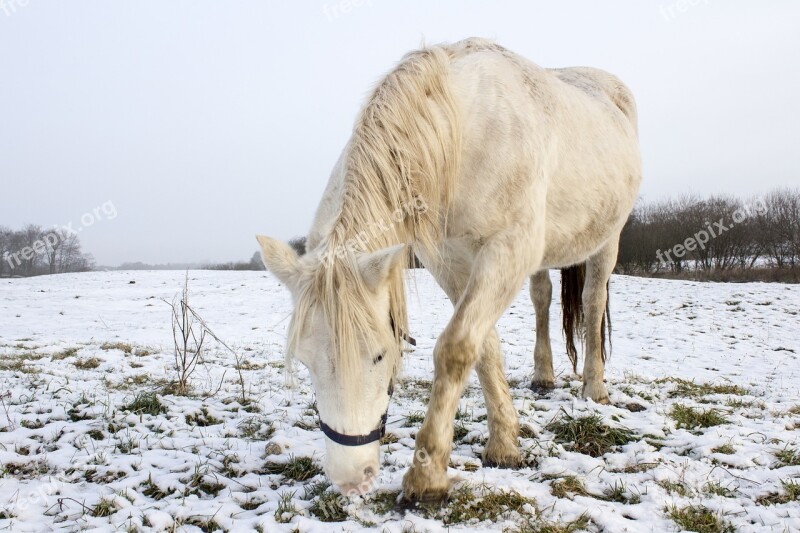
560, 264, 612, 373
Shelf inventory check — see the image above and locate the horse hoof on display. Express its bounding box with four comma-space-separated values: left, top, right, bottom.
530, 380, 555, 394
482, 456, 521, 469
399, 491, 448, 510
588, 395, 611, 405
582, 382, 610, 404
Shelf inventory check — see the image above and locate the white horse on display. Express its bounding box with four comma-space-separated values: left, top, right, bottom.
257, 38, 641, 502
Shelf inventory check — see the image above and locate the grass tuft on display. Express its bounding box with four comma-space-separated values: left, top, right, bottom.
513, 514, 590, 533
141, 475, 168, 500
368, 490, 401, 515
309, 489, 348, 522
100, 342, 134, 354
122, 392, 165, 416
274, 492, 298, 523
667, 505, 734, 533
756, 479, 800, 505
711, 444, 735, 455
669, 404, 728, 429
92, 497, 117, 517
404, 411, 426, 427
441, 484, 536, 526
52, 347, 79, 360
603, 480, 640, 504
545, 409, 636, 457
659, 479, 692, 497
185, 406, 222, 427
74, 357, 101, 370
262, 455, 322, 482
657, 378, 747, 398
774, 447, 800, 467
704, 481, 738, 498
549, 476, 587, 499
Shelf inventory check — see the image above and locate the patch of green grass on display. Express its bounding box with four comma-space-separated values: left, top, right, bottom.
620, 385, 654, 402
368, 490, 401, 515
86, 429, 104, 440
19, 419, 44, 430
657, 378, 748, 398
122, 392, 165, 416
238, 497, 263, 511
659, 479, 692, 497
141, 475, 168, 500
755, 480, 800, 505
404, 411, 426, 427
774, 447, 800, 467
182, 515, 220, 533
1, 460, 50, 479
274, 492, 298, 523
184, 464, 225, 497
453, 420, 470, 442
725, 398, 764, 409
92, 497, 116, 517
262, 456, 322, 482
712, 444, 735, 455
704, 481, 738, 498
185, 407, 222, 427
603, 480, 640, 504
667, 505, 734, 533
513, 514, 590, 533
302, 480, 331, 500
238, 416, 275, 440
441, 484, 537, 526
74, 357, 101, 370
309, 489, 348, 522
670, 404, 729, 430
545, 409, 636, 457
549, 476, 587, 499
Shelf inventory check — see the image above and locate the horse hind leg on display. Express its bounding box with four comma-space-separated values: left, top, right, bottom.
581, 239, 617, 404
529, 270, 555, 391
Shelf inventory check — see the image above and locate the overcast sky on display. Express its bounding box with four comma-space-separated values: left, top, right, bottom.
1, 1, 798, 266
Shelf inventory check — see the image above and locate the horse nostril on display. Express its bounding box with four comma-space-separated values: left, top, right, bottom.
363, 466, 375, 478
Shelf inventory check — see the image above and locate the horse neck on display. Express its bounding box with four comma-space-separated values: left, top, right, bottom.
308, 146, 410, 260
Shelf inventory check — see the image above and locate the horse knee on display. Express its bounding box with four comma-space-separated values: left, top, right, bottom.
435, 334, 479, 382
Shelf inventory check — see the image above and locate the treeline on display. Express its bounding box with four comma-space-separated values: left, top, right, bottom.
206, 238, 305, 271
0, 225, 95, 277
617, 188, 800, 281
206, 252, 265, 271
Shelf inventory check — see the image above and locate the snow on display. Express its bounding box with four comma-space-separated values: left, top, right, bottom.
0, 270, 798, 532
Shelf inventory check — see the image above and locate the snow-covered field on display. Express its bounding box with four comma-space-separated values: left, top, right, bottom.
0, 270, 798, 532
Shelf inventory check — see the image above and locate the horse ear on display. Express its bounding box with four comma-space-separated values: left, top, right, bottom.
358, 244, 407, 292
256, 235, 301, 290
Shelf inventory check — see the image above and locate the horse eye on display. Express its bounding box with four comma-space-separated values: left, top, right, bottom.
373, 351, 386, 364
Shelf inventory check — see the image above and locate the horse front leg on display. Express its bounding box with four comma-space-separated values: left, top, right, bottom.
476, 328, 521, 468
402, 232, 532, 503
